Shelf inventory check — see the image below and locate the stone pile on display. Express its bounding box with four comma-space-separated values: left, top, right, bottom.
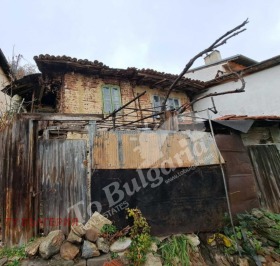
24, 212, 131, 266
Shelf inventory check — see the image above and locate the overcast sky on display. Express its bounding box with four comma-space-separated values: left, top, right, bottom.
1, 0, 280, 74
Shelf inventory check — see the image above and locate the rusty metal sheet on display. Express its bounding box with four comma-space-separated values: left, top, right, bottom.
215, 134, 259, 214
0, 118, 37, 246
93, 131, 221, 169
37, 139, 88, 235
91, 166, 227, 235
248, 145, 280, 213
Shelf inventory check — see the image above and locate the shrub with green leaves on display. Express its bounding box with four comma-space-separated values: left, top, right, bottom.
126, 208, 152, 266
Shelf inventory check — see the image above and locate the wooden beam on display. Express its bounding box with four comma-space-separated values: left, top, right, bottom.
20, 113, 103, 121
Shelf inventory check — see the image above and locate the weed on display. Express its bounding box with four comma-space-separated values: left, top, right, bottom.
159, 235, 193, 266
0, 245, 26, 266
101, 224, 117, 235
126, 208, 152, 266
111, 252, 119, 259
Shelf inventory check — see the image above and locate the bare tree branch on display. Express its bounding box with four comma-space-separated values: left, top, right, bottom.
178, 73, 246, 114
162, 19, 249, 110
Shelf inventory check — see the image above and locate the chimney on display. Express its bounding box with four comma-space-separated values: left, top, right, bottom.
204, 50, 222, 65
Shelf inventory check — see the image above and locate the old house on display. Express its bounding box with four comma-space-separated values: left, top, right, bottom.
0, 49, 11, 114
0, 54, 260, 246
189, 53, 280, 118
4, 54, 206, 129
185, 50, 257, 82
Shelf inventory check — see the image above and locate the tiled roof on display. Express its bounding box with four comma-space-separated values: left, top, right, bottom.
216, 115, 280, 120
205, 55, 280, 88
34, 54, 205, 91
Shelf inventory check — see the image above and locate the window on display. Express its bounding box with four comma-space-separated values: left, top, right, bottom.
102, 85, 122, 114
152, 96, 180, 112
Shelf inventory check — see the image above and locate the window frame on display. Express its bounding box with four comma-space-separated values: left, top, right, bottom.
102, 85, 122, 114
152, 95, 180, 112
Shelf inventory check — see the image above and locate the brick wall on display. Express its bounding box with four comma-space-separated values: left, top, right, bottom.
58, 72, 190, 123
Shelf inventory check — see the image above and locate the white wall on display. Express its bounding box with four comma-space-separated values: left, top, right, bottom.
0, 67, 10, 113
185, 64, 224, 82
193, 64, 280, 119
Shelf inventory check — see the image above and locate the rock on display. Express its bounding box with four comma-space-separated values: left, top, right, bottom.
144, 253, 162, 266
117, 251, 129, 265
39, 230, 65, 259
84, 212, 112, 232
0, 257, 8, 266
150, 242, 158, 252
256, 255, 266, 263
25, 237, 45, 256
110, 237, 132, 252
20, 257, 75, 266
251, 208, 264, 219
67, 230, 83, 244
60, 241, 80, 260
73, 259, 86, 266
186, 234, 200, 247
85, 227, 99, 242
96, 237, 110, 253
104, 259, 124, 266
237, 258, 250, 266
71, 223, 85, 237
87, 254, 111, 266
52, 253, 62, 260
81, 240, 100, 259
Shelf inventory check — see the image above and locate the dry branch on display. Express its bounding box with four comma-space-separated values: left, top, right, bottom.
162, 19, 249, 110
178, 73, 246, 114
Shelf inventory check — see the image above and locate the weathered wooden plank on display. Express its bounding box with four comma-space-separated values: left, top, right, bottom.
248, 145, 280, 213
93, 131, 221, 169
0, 118, 35, 246
38, 140, 88, 235
215, 134, 259, 214
21, 113, 103, 121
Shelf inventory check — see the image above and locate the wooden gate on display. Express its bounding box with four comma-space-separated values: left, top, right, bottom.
37, 139, 88, 235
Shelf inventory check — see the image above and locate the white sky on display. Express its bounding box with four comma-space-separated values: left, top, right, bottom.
1, 0, 280, 74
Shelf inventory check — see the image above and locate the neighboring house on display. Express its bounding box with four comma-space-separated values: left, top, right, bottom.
192, 54, 280, 119
3, 54, 205, 128
185, 50, 257, 82
189, 52, 280, 213
0, 49, 11, 114
210, 115, 280, 213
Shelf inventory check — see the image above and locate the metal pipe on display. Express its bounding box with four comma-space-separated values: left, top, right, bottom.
207, 109, 241, 256
103, 91, 146, 120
